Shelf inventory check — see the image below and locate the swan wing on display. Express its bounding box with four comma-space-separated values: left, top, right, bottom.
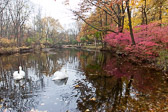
13, 74, 23, 80
52, 77, 59, 80
14, 76, 22, 80
13, 71, 24, 80
53, 72, 63, 79
54, 71, 62, 76
13, 71, 18, 77
20, 70, 25, 77
52, 72, 68, 80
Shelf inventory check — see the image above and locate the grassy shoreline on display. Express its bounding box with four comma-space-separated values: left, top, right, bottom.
0, 46, 33, 55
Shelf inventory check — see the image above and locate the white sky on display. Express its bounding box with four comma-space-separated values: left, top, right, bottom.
30, 0, 80, 28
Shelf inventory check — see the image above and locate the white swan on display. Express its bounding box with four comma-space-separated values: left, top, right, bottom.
52, 70, 68, 80
13, 66, 25, 80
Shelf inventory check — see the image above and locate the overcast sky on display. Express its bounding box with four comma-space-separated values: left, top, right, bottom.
30, 0, 80, 28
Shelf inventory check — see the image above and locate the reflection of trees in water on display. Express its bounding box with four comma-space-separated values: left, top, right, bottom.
0, 49, 167, 111
75, 51, 168, 111
75, 52, 129, 111
0, 71, 44, 111
0, 49, 80, 111
75, 76, 126, 111
0, 55, 49, 111
78, 51, 108, 76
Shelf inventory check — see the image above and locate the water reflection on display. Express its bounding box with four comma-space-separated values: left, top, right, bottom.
53, 78, 68, 86
75, 51, 168, 111
0, 49, 167, 112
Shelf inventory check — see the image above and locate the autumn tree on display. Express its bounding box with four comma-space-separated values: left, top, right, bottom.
0, 0, 10, 37
9, 0, 31, 46
71, 0, 139, 45
33, 8, 43, 42
66, 21, 82, 44
72, 0, 126, 33
41, 17, 63, 44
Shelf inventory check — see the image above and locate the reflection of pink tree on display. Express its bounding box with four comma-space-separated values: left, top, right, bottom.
104, 58, 164, 93
104, 58, 136, 78
133, 70, 164, 94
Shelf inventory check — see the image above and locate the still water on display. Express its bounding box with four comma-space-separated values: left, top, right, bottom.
0, 49, 168, 112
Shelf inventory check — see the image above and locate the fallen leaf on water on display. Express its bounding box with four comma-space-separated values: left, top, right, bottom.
75, 85, 80, 88
90, 97, 96, 101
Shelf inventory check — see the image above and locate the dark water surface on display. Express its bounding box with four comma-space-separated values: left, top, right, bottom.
0, 49, 168, 112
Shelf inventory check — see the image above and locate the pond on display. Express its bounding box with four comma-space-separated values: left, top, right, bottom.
0, 49, 168, 112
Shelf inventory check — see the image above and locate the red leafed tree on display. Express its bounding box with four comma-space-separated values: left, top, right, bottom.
104, 22, 168, 59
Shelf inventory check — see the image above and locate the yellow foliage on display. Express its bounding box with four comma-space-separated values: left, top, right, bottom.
132, 18, 142, 26
74, 85, 80, 88
0, 38, 10, 44
90, 97, 96, 101
124, 17, 129, 30
0, 47, 19, 54
0, 38, 16, 47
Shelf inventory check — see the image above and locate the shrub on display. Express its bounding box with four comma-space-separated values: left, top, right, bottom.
0, 38, 16, 47
104, 22, 168, 60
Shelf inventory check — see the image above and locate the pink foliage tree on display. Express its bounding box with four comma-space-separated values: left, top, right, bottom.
104, 22, 168, 59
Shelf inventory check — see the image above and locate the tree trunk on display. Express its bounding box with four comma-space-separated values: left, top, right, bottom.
126, 0, 136, 45
104, 11, 108, 48
117, 4, 122, 33
121, 1, 125, 33
99, 12, 104, 48
144, 0, 148, 25
0, 12, 3, 37
159, 5, 162, 26
94, 37, 97, 47
141, 5, 145, 25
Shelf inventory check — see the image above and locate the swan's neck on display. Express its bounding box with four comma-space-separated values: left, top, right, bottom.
19, 68, 22, 73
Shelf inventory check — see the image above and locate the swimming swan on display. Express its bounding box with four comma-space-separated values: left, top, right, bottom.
13, 66, 25, 80
52, 70, 68, 80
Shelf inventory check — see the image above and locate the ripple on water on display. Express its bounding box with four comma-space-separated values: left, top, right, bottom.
0, 49, 167, 112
